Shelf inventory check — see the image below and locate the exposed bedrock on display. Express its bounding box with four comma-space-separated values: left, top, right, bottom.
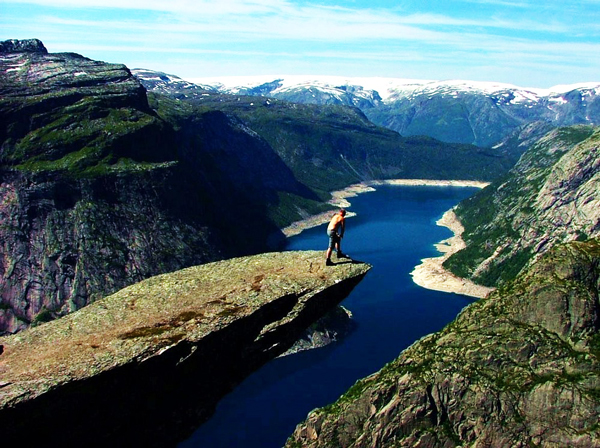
0, 251, 371, 447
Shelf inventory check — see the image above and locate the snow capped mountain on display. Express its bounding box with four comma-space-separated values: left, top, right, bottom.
135, 70, 600, 147
132, 68, 215, 96
186, 74, 600, 105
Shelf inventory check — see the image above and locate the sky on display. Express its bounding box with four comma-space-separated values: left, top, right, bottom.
1, 0, 599, 88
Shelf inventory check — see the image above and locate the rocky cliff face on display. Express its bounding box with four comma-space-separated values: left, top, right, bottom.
444, 125, 600, 287
0, 168, 227, 334
0, 251, 371, 447
285, 239, 600, 448
0, 38, 519, 335
0, 40, 314, 334
0, 41, 223, 334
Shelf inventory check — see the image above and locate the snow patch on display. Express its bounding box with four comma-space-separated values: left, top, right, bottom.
182, 74, 600, 106
5, 61, 27, 73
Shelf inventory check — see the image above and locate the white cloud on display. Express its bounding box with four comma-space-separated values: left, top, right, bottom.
2, 0, 598, 86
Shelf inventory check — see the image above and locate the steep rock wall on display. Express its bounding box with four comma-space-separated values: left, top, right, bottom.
0, 40, 309, 334
445, 125, 600, 287
0, 168, 224, 333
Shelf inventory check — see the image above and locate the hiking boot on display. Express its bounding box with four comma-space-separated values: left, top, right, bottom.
337, 252, 349, 259
325, 258, 334, 266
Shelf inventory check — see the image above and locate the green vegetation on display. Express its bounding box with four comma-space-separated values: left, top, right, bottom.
175, 93, 513, 192
32, 307, 54, 326
267, 192, 334, 228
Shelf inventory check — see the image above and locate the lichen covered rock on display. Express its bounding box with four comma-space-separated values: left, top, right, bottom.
0, 251, 370, 447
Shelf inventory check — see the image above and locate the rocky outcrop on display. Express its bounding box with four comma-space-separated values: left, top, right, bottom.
0, 38, 47, 54
444, 125, 600, 286
281, 306, 356, 356
0, 251, 371, 447
0, 41, 153, 158
0, 39, 201, 334
285, 239, 600, 448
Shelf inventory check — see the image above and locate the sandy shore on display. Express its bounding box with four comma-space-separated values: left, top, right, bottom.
367, 179, 490, 189
410, 209, 496, 299
281, 183, 374, 238
281, 178, 494, 298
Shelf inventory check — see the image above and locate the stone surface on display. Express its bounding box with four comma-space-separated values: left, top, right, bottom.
285, 239, 600, 448
0, 251, 370, 447
0, 38, 47, 54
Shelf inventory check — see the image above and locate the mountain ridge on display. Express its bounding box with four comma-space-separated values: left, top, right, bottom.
136, 70, 600, 147
184, 74, 600, 102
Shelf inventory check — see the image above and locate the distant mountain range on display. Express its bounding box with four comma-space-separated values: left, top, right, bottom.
133, 70, 600, 147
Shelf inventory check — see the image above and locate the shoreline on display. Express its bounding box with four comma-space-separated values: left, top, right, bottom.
281, 178, 494, 298
409, 209, 496, 299
281, 179, 489, 238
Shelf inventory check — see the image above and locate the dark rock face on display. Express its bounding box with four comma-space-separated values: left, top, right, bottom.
0, 168, 225, 334
285, 240, 600, 448
0, 40, 304, 334
0, 251, 371, 447
0, 43, 222, 333
0, 38, 47, 54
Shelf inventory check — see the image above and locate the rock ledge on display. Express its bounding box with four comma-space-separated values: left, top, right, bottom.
0, 251, 370, 447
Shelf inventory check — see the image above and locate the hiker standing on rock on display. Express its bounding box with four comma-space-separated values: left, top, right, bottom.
326, 209, 348, 266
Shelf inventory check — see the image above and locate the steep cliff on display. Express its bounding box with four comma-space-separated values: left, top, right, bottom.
0, 40, 313, 334
0, 251, 371, 447
444, 125, 600, 286
285, 239, 600, 448
0, 38, 518, 334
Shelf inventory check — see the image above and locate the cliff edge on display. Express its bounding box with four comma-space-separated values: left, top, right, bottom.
0, 251, 370, 447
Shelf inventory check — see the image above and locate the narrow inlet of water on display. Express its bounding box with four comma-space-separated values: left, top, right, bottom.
180, 185, 478, 448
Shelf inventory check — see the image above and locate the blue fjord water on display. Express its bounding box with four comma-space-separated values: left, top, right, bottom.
180, 185, 478, 448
